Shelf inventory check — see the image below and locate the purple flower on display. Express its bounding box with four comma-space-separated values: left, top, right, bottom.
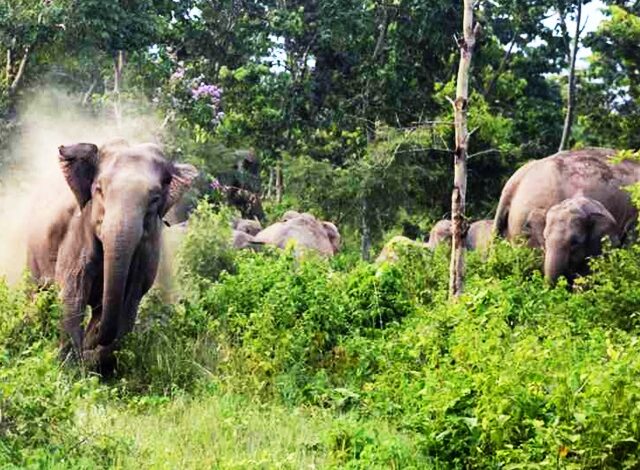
210, 178, 223, 191
170, 67, 185, 81
191, 83, 223, 101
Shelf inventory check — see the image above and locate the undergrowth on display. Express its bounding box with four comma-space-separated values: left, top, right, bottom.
3, 203, 640, 468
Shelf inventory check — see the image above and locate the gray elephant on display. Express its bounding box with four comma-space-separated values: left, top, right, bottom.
27, 140, 197, 371
232, 218, 262, 236
253, 212, 341, 256
494, 148, 640, 247
232, 229, 259, 249
543, 196, 620, 283
466, 219, 493, 251
427, 219, 452, 249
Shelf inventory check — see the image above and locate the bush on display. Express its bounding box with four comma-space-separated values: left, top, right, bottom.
0, 279, 126, 467
176, 202, 237, 287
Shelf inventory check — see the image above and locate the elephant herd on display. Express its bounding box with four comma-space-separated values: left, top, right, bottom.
230, 210, 341, 256
24, 141, 640, 372
378, 147, 640, 285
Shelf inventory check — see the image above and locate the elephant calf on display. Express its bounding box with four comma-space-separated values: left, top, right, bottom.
27, 140, 197, 371
543, 196, 621, 283
427, 218, 493, 251
427, 220, 452, 249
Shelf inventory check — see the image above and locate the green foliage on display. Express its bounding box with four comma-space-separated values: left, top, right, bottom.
0, 279, 125, 467
176, 201, 237, 286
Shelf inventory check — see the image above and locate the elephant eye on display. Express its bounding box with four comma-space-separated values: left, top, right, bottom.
94, 184, 102, 196
149, 194, 161, 207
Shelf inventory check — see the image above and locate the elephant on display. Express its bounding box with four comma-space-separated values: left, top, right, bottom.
466, 219, 493, 251
375, 236, 430, 264
232, 218, 262, 236
218, 149, 264, 221
427, 219, 452, 249
26, 140, 197, 371
232, 229, 258, 249
163, 149, 263, 225
543, 196, 620, 283
494, 148, 640, 248
253, 212, 341, 256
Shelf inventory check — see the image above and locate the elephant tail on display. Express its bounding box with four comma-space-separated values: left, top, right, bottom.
493, 187, 513, 239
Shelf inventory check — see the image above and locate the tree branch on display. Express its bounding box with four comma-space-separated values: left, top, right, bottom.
483, 32, 517, 97
559, 0, 582, 151
9, 46, 30, 94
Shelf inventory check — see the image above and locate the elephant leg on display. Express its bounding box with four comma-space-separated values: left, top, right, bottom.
59, 281, 89, 363
59, 257, 101, 363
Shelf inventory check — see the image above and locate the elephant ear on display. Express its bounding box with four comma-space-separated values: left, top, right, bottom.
58, 143, 99, 208
321, 221, 341, 253
525, 209, 546, 248
163, 163, 199, 216
587, 203, 619, 252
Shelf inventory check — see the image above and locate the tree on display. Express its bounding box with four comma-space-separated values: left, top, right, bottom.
0, 0, 67, 101
449, 0, 479, 299
558, 0, 590, 151
577, 3, 640, 149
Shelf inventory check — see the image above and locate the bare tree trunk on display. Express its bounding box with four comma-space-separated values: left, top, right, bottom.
267, 167, 274, 199
113, 50, 125, 127
449, 0, 479, 299
360, 198, 371, 261
81, 78, 98, 106
275, 162, 283, 203
5, 50, 11, 85
558, 1, 582, 152
8, 47, 30, 95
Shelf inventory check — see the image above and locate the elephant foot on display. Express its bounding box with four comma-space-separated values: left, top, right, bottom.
82, 342, 118, 377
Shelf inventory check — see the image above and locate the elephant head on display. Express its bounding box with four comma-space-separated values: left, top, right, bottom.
321, 221, 341, 254
523, 209, 546, 248
427, 219, 452, 249
543, 196, 619, 284
58, 140, 198, 359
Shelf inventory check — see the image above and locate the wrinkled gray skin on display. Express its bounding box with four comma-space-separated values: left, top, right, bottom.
427, 219, 452, 249
232, 230, 258, 249
27, 140, 197, 371
543, 197, 620, 283
466, 219, 493, 251
253, 212, 341, 256
232, 218, 262, 236
494, 148, 640, 247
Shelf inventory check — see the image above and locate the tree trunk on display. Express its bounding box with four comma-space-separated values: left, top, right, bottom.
449, 0, 479, 299
360, 198, 371, 261
558, 1, 582, 152
8, 47, 30, 95
5, 50, 11, 85
267, 167, 274, 199
275, 162, 283, 203
113, 50, 125, 127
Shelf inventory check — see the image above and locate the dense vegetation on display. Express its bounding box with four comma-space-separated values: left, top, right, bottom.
1, 204, 640, 468
2, 1, 640, 250
2, 1, 640, 468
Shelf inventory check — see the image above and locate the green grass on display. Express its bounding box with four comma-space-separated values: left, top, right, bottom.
80, 394, 424, 469
82, 394, 330, 469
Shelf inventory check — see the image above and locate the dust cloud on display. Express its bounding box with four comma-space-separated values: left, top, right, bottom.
0, 89, 164, 283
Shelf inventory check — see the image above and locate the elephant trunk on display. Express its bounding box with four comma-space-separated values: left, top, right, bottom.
544, 249, 569, 284
95, 207, 144, 348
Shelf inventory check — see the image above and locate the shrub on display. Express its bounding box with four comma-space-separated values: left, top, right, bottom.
0, 279, 126, 467
176, 202, 237, 287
